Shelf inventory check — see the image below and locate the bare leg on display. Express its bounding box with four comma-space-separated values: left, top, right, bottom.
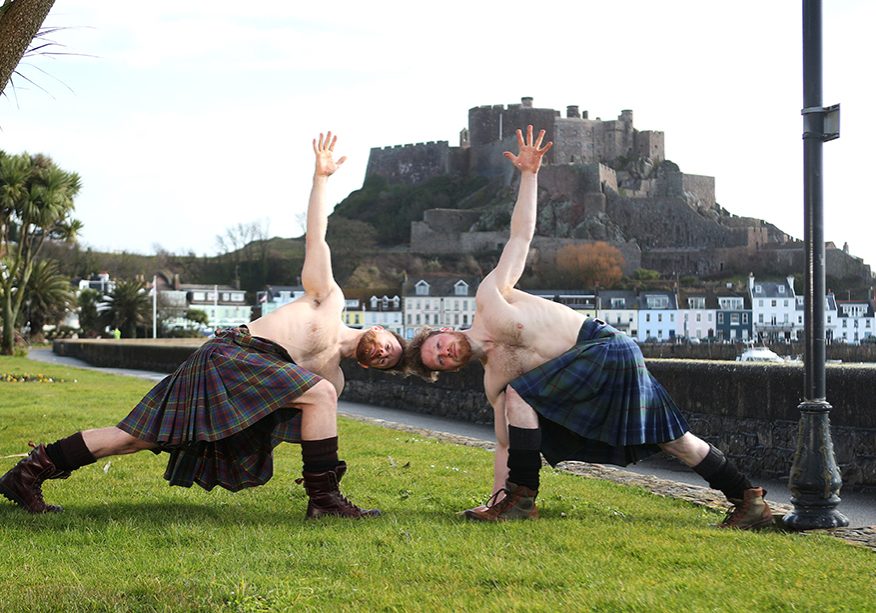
659, 432, 710, 467
295, 379, 338, 440
82, 427, 157, 459
504, 386, 539, 428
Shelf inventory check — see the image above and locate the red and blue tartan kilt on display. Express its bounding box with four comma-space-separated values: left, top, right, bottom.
509, 318, 690, 467
117, 327, 321, 492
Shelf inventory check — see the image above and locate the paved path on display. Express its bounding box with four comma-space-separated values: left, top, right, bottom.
27, 348, 876, 531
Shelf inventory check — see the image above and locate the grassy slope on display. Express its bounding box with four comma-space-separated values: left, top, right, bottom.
0, 356, 873, 612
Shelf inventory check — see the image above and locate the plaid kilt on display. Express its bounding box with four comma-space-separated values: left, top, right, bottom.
117, 326, 321, 492
509, 318, 689, 467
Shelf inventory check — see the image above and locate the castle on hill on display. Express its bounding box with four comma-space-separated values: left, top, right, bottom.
364, 97, 871, 281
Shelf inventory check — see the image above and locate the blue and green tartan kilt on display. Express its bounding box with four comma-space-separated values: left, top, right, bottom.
509, 318, 689, 467
117, 326, 321, 492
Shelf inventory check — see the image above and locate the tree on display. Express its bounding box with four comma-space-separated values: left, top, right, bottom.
0, 151, 81, 354
185, 308, 208, 326
0, 0, 57, 97
102, 279, 150, 339
76, 287, 101, 337
21, 257, 71, 340
555, 242, 624, 288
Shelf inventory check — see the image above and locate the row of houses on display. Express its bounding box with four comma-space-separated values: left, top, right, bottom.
255, 273, 876, 345
73, 272, 876, 345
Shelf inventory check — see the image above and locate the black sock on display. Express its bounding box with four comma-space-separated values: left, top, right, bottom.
301, 437, 339, 473
44, 432, 97, 472
692, 444, 752, 500
507, 426, 542, 491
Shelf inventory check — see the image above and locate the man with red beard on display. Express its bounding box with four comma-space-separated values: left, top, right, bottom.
405, 126, 771, 530
1, 132, 403, 519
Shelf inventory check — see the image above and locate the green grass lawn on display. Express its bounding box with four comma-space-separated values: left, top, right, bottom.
1, 355, 874, 612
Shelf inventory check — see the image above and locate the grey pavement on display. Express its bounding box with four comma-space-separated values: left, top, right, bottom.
27, 348, 876, 527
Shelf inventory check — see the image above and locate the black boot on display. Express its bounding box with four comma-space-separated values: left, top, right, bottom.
295, 461, 380, 519
0, 443, 71, 513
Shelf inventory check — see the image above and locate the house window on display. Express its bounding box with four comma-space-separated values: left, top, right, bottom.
415, 281, 429, 296
778, 286, 785, 294
696, 313, 701, 323
718, 313, 724, 324
755, 285, 762, 293
646, 314, 651, 322
454, 281, 469, 296
771, 300, 777, 307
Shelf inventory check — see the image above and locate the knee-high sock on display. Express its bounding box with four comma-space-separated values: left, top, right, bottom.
507, 426, 542, 491
301, 437, 339, 473
692, 444, 752, 500
44, 432, 97, 472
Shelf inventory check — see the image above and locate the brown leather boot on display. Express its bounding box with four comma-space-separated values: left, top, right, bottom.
719, 487, 773, 530
295, 461, 380, 519
0, 443, 71, 513
463, 481, 539, 521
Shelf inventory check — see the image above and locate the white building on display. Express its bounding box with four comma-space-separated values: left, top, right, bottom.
678, 292, 717, 341
256, 285, 305, 317
834, 299, 876, 344
183, 284, 250, 329
363, 295, 404, 336
750, 274, 798, 342
637, 291, 678, 342
597, 290, 638, 337
403, 275, 479, 339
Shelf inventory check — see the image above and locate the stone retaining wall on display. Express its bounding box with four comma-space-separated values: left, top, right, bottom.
53, 339, 876, 490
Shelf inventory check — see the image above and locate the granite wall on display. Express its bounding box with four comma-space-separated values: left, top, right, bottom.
53, 339, 876, 490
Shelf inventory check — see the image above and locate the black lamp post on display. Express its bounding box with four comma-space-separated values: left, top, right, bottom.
782, 0, 848, 530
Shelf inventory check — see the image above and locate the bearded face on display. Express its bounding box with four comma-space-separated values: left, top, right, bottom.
355, 327, 402, 369
420, 331, 473, 371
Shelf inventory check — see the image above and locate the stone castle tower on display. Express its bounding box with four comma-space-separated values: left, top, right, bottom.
363, 98, 870, 280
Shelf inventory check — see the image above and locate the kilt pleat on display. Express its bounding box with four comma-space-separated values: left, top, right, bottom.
510, 318, 689, 467
117, 327, 321, 492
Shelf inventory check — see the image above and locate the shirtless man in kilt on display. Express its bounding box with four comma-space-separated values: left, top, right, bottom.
0, 132, 403, 519
405, 126, 773, 530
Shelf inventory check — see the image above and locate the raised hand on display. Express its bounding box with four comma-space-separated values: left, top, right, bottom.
313, 131, 347, 177
503, 125, 553, 174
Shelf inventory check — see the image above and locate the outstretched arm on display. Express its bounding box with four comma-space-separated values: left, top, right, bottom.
300, 132, 347, 300
487, 125, 553, 294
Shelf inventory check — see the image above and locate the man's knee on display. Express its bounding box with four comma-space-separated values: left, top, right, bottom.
504, 386, 539, 427
299, 379, 338, 410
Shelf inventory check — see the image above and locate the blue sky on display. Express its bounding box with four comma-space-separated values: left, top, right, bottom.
2, 0, 874, 275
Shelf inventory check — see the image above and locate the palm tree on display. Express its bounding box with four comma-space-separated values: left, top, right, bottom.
21, 258, 71, 341
102, 279, 150, 339
76, 287, 102, 337
0, 0, 57, 97
0, 151, 81, 353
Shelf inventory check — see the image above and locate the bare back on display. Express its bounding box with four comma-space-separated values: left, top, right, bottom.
246, 284, 347, 394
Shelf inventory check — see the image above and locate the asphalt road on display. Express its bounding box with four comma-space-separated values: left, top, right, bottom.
26, 348, 875, 528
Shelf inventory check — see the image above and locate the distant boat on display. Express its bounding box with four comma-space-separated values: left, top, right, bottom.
737, 346, 785, 363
